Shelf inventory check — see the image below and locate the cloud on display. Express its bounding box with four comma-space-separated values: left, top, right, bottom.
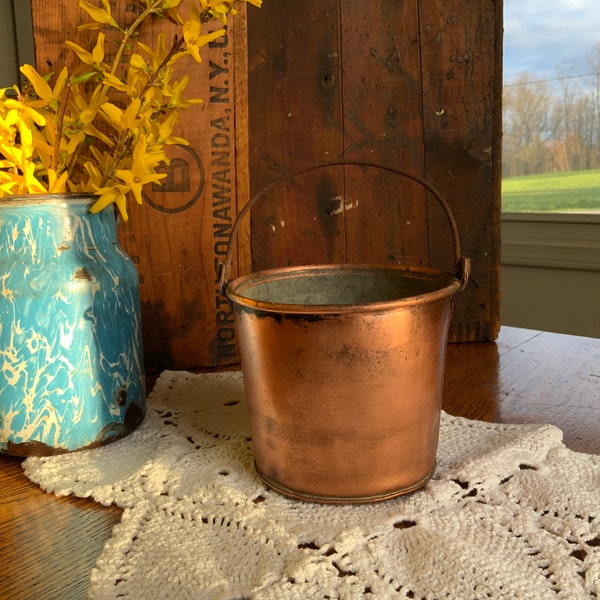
504, 0, 600, 82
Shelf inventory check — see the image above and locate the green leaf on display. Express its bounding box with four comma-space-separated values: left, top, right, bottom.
70, 71, 99, 84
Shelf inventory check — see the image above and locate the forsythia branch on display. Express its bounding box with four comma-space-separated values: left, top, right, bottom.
0, 0, 263, 221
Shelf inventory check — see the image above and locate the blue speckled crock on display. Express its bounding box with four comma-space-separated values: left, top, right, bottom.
0, 194, 145, 455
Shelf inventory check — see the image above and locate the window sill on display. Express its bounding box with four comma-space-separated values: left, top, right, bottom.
501, 212, 600, 271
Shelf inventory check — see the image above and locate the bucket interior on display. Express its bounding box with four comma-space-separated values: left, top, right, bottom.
229, 265, 460, 308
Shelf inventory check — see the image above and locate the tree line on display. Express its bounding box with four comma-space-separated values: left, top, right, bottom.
502, 44, 600, 178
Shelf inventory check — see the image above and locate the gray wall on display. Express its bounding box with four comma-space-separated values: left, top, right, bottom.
502, 214, 600, 339
0, 0, 34, 88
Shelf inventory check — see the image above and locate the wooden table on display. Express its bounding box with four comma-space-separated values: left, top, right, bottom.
1, 326, 599, 599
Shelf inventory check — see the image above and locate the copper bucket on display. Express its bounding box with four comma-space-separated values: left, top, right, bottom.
219, 161, 470, 503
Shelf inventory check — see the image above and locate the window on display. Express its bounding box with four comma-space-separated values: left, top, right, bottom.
502, 0, 600, 213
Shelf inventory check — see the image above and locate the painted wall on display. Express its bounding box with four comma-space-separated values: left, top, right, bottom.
0, 1, 34, 88
501, 214, 600, 339
502, 265, 600, 338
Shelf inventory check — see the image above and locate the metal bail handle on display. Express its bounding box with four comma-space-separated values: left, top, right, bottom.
219, 160, 471, 293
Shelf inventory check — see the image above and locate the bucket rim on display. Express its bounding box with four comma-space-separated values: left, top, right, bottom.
225, 263, 461, 314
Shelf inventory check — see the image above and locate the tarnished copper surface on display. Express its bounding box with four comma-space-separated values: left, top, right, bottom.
222, 161, 470, 503
227, 264, 460, 503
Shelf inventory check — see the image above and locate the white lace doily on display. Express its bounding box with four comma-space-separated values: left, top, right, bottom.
23, 370, 600, 599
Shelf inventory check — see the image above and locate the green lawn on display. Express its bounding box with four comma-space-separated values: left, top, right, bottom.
502, 170, 600, 212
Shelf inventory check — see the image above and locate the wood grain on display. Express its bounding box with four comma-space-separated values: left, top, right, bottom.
30, 0, 250, 371
419, 0, 503, 342
443, 329, 600, 453
246, 0, 502, 341
246, 0, 347, 270
29, 0, 501, 371
1, 327, 599, 599
341, 1, 429, 267
0, 457, 121, 600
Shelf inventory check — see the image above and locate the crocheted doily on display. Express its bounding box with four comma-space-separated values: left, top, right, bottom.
23, 370, 600, 599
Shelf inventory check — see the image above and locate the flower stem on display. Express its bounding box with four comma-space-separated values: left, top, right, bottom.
54, 83, 71, 171
97, 131, 133, 189
109, 1, 164, 78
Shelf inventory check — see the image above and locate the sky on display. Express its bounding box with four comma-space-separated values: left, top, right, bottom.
503, 0, 600, 83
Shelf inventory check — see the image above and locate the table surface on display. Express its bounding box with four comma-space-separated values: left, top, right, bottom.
1, 326, 599, 599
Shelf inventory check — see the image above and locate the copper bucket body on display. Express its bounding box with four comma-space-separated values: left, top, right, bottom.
220, 161, 470, 503
226, 264, 461, 503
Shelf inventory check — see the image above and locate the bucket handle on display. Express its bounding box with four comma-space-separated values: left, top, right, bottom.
219, 160, 470, 293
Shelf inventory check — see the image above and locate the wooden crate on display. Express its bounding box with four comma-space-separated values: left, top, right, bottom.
31, 0, 250, 371
246, 0, 502, 342
31, 0, 501, 373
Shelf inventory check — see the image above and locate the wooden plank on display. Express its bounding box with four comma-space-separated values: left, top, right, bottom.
246, 0, 346, 271
232, 6, 253, 280
418, 0, 502, 341
340, 0, 429, 267
247, 1, 430, 270
117, 7, 248, 369
0, 455, 122, 600
30, 0, 249, 369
